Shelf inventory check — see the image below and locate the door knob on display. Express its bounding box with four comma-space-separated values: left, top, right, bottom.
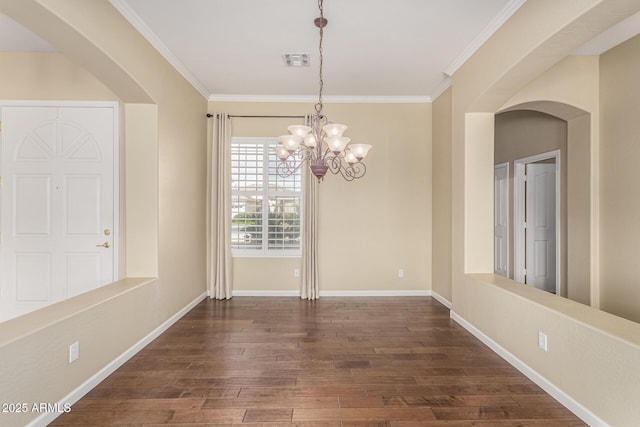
96, 242, 111, 248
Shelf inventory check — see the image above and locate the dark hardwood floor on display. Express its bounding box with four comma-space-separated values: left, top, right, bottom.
50, 297, 585, 426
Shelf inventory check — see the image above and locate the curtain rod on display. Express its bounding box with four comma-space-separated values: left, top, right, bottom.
206, 113, 305, 119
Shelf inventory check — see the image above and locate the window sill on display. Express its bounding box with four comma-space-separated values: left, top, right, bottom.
232, 253, 302, 259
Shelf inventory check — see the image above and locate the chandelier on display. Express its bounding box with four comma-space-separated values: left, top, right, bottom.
274, 0, 372, 182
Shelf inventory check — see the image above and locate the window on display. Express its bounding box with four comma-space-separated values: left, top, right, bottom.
231, 137, 302, 257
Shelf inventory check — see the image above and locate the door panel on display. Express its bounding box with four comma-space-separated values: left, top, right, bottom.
0, 105, 116, 322
64, 175, 101, 235
15, 253, 51, 302
14, 175, 52, 235
525, 163, 556, 293
494, 163, 509, 277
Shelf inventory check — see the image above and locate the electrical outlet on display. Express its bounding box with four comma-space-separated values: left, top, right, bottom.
398, 269, 405, 278
538, 332, 548, 351
69, 341, 79, 363
294, 268, 300, 277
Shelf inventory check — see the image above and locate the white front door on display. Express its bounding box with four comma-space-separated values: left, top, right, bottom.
525, 162, 556, 293
494, 163, 509, 277
0, 105, 117, 322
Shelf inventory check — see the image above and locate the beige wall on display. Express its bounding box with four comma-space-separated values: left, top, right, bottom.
0, 52, 116, 100
494, 111, 567, 165
0, 1, 207, 425
431, 87, 452, 302
2, 0, 640, 426
463, 273, 640, 426
566, 114, 591, 305
210, 101, 432, 293
440, 0, 640, 425
600, 33, 640, 323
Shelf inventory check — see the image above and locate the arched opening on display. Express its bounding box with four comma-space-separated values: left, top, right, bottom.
494, 101, 591, 305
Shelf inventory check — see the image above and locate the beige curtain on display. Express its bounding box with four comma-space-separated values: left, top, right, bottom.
301, 114, 320, 299
207, 113, 233, 299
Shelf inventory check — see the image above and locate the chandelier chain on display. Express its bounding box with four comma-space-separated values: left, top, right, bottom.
316, 0, 324, 114
276, 0, 371, 183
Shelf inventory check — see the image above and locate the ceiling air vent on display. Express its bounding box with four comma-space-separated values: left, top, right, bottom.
282, 53, 310, 67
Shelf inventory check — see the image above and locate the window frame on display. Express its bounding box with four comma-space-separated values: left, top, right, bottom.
231, 137, 303, 258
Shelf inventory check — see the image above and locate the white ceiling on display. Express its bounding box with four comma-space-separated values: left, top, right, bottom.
110, 0, 524, 101
2, 1, 640, 102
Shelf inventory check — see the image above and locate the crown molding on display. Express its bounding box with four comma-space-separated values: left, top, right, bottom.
430, 76, 453, 101
209, 94, 317, 103
443, 0, 526, 77
109, 0, 210, 99
209, 94, 432, 104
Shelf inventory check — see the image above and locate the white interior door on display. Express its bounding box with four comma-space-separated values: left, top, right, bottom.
0, 105, 116, 322
494, 162, 509, 277
525, 162, 556, 293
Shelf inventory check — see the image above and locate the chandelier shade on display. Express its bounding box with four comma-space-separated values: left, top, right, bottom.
278, 134, 303, 152
288, 125, 312, 137
274, 0, 372, 183
323, 124, 347, 137
349, 144, 373, 160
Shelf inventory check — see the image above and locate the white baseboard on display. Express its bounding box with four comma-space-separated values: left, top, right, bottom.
320, 290, 431, 297
232, 290, 300, 297
31, 291, 208, 427
450, 311, 607, 427
232, 290, 433, 297
430, 291, 452, 309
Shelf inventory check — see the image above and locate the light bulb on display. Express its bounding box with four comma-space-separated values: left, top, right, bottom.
325, 136, 350, 153
274, 144, 290, 160
323, 123, 347, 137
344, 150, 357, 164
288, 125, 312, 138
304, 133, 317, 148
348, 144, 372, 160
278, 135, 302, 152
